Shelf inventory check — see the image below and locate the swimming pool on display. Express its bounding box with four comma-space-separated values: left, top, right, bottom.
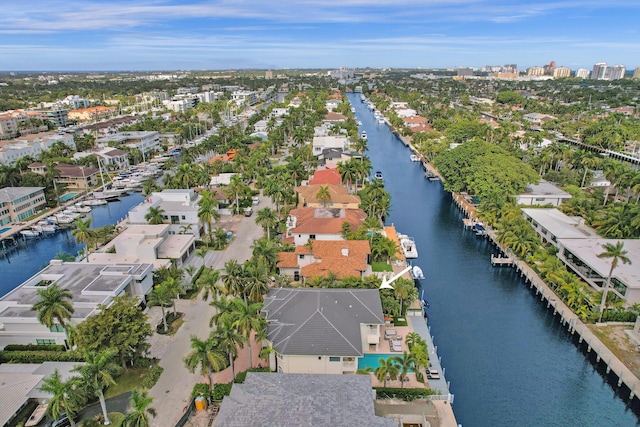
59, 192, 78, 202
0, 227, 11, 234
358, 353, 413, 372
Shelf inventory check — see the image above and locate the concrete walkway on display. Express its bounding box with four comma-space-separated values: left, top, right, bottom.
408, 316, 451, 396
148, 195, 271, 426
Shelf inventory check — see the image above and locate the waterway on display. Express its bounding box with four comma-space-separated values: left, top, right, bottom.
0, 193, 144, 297
348, 93, 640, 427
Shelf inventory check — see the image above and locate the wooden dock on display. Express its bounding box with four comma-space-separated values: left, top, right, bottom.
490, 254, 513, 266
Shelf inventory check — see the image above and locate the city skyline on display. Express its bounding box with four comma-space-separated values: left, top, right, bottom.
2, 0, 640, 71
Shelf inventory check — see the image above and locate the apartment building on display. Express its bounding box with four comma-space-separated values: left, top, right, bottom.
0, 187, 47, 225
0, 132, 75, 165
97, 131, 160, 154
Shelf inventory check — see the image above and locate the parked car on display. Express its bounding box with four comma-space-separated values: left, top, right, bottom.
47, 414, 77, 427
252, 197, 260, 206
244, 207, 253, 217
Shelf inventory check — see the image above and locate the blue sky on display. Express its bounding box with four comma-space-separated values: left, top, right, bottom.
1, 0, 639, 71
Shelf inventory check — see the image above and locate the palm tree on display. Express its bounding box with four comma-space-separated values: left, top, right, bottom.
197, 268, 221, 301
145, 206, 165, 225
404, 332, 423, 350
212, 317, 245, 381
183, 336, 227, 393
209, 295, 234, 328
230, 299, 264, 369
251, 238, 280, 272
121, 389, 157, 427
147, 283, 173, 332
394, 279, 414, 316
394, 351, 416, 388
71, 217, 93, 261
74, 349, 121, 425
597, 241, 632, 322
374, 357, 399, 388
316, 185, 332, 207
255, 207, 278, 239
243, 259, 271, 302
221, 260, 246, 300
162, 277, 185, 316
39, 370, 85, 427
32, 284, 74, 345
198, 190, 220, 242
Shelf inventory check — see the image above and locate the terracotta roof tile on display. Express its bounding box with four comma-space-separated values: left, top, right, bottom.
276, 252, 298, 268
309, 169, 341, 185
295, 184, 360, 207
289, 208, 367, 235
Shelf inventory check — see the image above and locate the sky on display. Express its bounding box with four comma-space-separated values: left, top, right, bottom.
1, 0, 639, 71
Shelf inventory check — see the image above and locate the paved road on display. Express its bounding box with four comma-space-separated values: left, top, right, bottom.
148, 194, 271, 426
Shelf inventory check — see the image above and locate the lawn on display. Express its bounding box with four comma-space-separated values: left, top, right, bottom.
372, 262, 393, 272
105, 367, 151, 399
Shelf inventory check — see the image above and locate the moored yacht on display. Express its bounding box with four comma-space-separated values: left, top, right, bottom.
360, 131, 367, 140
412, 265, 425, 280
410, 154, 420, 162
398, 233, 418, 258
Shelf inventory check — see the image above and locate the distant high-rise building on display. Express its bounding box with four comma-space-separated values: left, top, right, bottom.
457, 67, 474, 77
605, 65, 626, 80
553, 67, 571, 78
575, 68, 590, 79
527, 66, 545, 76
634, 67, 640, 79
592, 62, 608, 80
265, 70, 273, 79
503, 64, 517, 73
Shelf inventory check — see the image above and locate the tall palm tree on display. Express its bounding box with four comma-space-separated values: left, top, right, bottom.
394, 279, 414, 316
147, 282, 173, 332
251, 238, 280, 272
209, 295, 234, 328
393, 351, 416, 388
230, 299, 264, 369
212, 317, 245, 381
597, 241, 632, 322
404, 332, 423, 351
162, 277, 185, 316
197, 268, 221, 301
316, 185, 332, 207
145, 206, 165, 225
374, 357, 399, 388
255, 207, 278, 239
221, 260, 246, 301
121, 389, 157, 427
32, 284, 74, 344
243, 259, 270, 302
183, 335, 227, 393
74, 349, 121, 425
39, 370, 85, 427
71, 217, 93, 261
198, 190, 220, 242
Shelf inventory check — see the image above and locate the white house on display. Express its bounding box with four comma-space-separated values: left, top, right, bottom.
516, 179, 572, 206
311, 135, 349, 156
0, 132, 75, 165
261, 288, 385, 374
0, 260, 153, 348
128, 189, 206, 239
97, 131, 160, 155
521, 208, 598, 247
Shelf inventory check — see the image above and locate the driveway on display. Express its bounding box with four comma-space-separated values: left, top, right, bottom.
148, 194, 271, 426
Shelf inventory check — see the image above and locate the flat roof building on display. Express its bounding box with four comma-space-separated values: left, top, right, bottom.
516, 179, 572, 207
0, 187, 47, 225
521, 208, 598, 246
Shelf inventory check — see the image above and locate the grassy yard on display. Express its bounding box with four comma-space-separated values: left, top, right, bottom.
372, 262, 393, 272
105, 367, 151, 399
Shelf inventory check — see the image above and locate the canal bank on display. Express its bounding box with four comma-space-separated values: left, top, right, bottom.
348, 92, 640, 426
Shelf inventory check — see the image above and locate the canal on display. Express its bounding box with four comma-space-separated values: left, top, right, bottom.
0, 193, 144, 298
348, 93, 639, 426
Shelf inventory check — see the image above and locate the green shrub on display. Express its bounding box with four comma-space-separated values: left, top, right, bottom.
191, 265, 205, 285
141, 365, 164, 389
3, 344, 66, 352
393, 317, 408, 327
0, 350, 84, 364
192, 383, 212, 399
374, 387, 438, 401
212, 383, 233, 400
234, 367, 270, 384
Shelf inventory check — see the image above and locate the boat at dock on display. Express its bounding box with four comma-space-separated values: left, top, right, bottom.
361, 131, 367, 140
398, 233, 418, 258
25, 403, 48, 427
412, 265, 425, 280
84, 198, 107, 206
410, 154, 420, 162
474, 221, 487, 236
20, 229, 41, 238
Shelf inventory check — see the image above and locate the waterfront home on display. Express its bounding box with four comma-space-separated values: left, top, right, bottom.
521, 208, 598, 247
285, 207, 367, 246
276, 239, 371, 282
88, 224, 196, 268
325, 98, 342, 111
516, 179, 572, 207
316, 148, 356, 168
0, 362, 79, 427
308, 168, 342, 185
0, 187, 47, 225
73, 147, 130, 170
0, 260, 153, 347
261, 288, 385, 374
68, 106, 116, 123
53, 163, 100, 191
128, 189, 205, 239
312, 135, 350, 156
322, 112, 347, 125
215, 373, 396, 427
557, 238, 640, 305
96, 131, 160, 155
295, 184, 360, 209
523, 112, 556, 126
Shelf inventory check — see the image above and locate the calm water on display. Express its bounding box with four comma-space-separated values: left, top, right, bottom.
348, 93, 640, 427
0, 193, 144, 297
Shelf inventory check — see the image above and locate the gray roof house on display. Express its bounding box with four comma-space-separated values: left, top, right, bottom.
261, 288, 385, 374
215, 372, 397, 427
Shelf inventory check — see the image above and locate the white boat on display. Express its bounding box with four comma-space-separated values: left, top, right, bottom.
410, 154, 420, 162
53, 214, 75, 224
351, 107, 356, 113
84, 198, 107, 206
21, 229, 41, 238
74, 204, 92, 213
360, 131, 367, 140
378, 118, 385, 124
398, 234, 418, 259
412, 265, 425, 280
357, 120, 363, 126
374, 171, 383, 180
25, 402, 48, 427
93, 191, 120, 201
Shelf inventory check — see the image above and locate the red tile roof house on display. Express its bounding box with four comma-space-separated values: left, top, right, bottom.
285, 207, 367, 246
309, 169, 342, 185
277, 240, 371, 283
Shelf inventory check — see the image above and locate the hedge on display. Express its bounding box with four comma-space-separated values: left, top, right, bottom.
234, 367, 271, 384
374, 387, 438, 401
141, 366, 164, 389
0, 350, 84, 363
191, 265, 205, 285
3, 344, 66, 352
